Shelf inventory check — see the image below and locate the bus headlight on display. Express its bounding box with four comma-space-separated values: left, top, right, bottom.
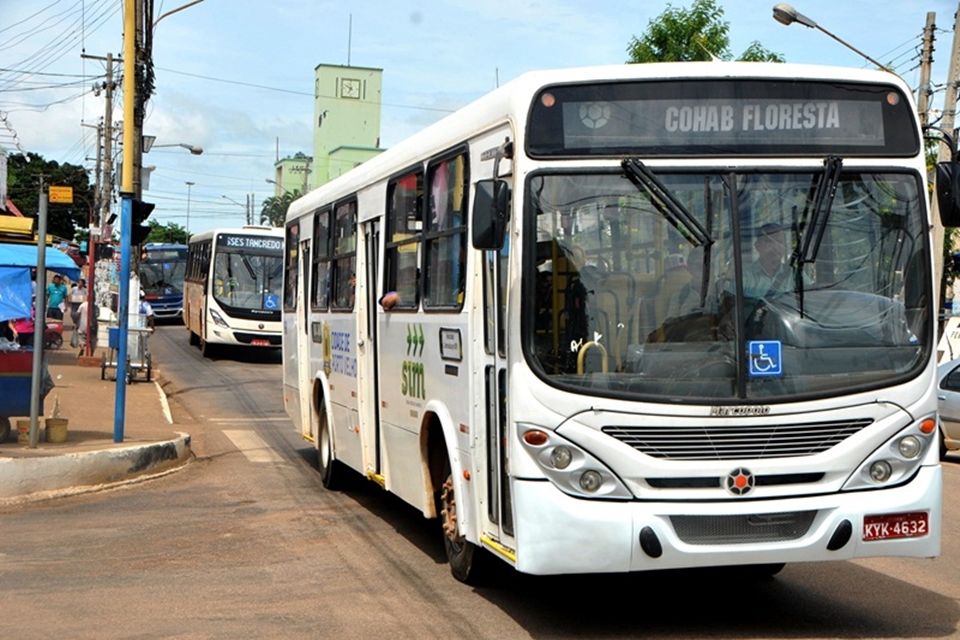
843, 415, 936, 491
550, 446, 573, 470
869, 460, 893, 482
579, 470, 603, 493
209, 308, 230, 328
518, 424, 632, 500
897, 435, 922, 459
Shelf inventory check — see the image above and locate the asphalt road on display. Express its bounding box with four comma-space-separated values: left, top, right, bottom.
1, 323, 959, 638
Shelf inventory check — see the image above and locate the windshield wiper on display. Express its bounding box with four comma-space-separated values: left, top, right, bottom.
798, 155, 843, 265
621, 158, 713, 247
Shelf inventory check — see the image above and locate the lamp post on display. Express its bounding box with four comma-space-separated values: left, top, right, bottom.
771, 4, 891, 72
144, 139, 203, 155
185, 181, 194, 237
266, 178, 293, 195
222, 194, 250, 224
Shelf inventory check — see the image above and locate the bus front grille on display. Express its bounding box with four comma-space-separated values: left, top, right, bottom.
602, 418, 872, 460
670, 511, 816, 545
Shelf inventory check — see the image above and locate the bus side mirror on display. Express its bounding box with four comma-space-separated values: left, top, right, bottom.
937, 161, 960, 227
472, 179, 510, 250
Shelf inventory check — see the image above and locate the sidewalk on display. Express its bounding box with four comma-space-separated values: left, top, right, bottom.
0, 339, 193, 504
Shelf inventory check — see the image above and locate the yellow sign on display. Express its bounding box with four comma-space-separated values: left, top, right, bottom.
48, 186, 73, 204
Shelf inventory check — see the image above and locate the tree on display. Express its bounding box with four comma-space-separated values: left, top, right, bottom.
143, 220, 189, 245
627, 0, 784, 64
5, 152, 96, 241
260, 189, 302, 227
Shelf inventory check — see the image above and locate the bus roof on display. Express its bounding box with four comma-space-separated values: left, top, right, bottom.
287, 61, 913, 223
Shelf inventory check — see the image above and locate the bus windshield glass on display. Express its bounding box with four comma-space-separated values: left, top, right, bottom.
140, 246, 187, 299
213, 233, 284, 315
527, 169, 929, 402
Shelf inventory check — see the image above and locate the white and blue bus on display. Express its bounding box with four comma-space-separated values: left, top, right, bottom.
184, 226, 284, 357
283, 62, 954, 583
139, 242, 188, 319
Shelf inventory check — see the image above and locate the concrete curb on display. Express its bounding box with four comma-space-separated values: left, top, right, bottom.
0, 433, 192, 505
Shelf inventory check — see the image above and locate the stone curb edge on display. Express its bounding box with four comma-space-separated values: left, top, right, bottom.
0, 433, 192, 505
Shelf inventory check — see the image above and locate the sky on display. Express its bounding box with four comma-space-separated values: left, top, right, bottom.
1, 0, 958, 237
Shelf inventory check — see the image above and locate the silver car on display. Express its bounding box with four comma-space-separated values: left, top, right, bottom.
937, 358, 960, 458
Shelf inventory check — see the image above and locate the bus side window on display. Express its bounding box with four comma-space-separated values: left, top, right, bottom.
385, 170, 424, 310
424, 152, 469, 309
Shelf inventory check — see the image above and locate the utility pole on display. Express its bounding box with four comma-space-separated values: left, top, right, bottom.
101, 53, 115, 228
938, 5, 960, 316
919, 12, 936, 128
82, 52, 117, 228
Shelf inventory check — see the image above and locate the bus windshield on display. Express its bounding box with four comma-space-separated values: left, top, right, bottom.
213, 242, 284, 314
527, 168, 929, 402
140, 247, 187, 298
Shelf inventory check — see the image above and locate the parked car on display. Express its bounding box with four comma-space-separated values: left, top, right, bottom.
937, 358, 960, 459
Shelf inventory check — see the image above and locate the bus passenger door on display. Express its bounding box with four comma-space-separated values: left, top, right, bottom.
482, 216, 514, 543
359, 219, 382, 476
297, 239, 313, 439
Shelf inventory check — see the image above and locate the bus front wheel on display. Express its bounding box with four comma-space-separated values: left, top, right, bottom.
440, 465, 491, 584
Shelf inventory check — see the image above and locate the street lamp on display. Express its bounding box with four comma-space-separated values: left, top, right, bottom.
266, 178, 293, 195
772, 4, 891, 72
185, 181, 194, 236
222, 194, 250, 224
145, 140, 204, 155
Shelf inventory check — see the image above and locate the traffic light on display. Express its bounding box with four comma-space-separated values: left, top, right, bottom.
131, 199, 155, 246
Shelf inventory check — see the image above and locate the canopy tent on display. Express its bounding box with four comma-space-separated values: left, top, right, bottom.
0, 242, 83, 323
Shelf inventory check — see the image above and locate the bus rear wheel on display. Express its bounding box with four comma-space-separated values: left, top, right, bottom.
317, 410, 343, 490
440, 467, 491, 584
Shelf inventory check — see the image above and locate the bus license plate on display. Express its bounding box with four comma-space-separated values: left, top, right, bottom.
251, 339, 270, 347
863, 512, 928, 541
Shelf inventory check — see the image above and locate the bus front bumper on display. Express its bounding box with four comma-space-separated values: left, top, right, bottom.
508, 465, 941, 575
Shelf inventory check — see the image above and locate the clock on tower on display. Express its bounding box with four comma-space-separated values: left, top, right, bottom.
341, 78, 361, 99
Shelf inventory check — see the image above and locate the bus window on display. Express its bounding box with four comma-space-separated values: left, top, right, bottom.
385, 170, 423, 309
331, 200, 357, 310
424, 153, 469, 309
284, 223, 299, 310
312, 208, 331, 310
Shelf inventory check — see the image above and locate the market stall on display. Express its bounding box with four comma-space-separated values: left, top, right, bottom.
0, 242, 81, 442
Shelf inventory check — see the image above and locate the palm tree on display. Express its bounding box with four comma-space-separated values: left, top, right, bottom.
260, 189, 302, 227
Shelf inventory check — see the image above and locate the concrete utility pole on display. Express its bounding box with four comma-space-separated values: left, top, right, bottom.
919, 12, 936, 129
937, 5, 960, 315
82, 52, 117, 227
918, 12, 945, 314
102, 53, 115, 228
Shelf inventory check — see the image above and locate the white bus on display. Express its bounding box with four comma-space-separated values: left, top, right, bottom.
283, 62, 953, 583
184, 226, 284, 357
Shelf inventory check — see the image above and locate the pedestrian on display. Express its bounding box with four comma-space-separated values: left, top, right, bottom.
68, 278, 87, 327
46, 274, 68, 320
138, 290, 156, 331
75, 298, 90, 355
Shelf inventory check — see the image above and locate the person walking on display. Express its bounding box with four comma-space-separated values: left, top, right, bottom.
68, 278, 87, 327
45, 274, 68, 320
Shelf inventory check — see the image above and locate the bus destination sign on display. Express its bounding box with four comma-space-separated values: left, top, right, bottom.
528, 80, 918, 157
562, 98, 884, 150
217, 234, 284, 253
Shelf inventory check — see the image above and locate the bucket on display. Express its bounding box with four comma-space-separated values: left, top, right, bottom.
45, 418, 68, 443
16, 419, 30, 445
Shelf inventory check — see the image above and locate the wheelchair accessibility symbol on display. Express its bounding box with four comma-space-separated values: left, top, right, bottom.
748, 341, 782, 377
263, 294, 279, 310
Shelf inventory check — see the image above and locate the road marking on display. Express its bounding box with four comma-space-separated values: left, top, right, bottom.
210, 418, 289, 423
223, 430, 283, 463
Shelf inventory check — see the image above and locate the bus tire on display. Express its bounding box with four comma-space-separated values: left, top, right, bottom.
317, 410, 343, 490
0, 416, 10, 443
200, 335, 215, 358
440, 463, 491, 584
188, 329, 199, 347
